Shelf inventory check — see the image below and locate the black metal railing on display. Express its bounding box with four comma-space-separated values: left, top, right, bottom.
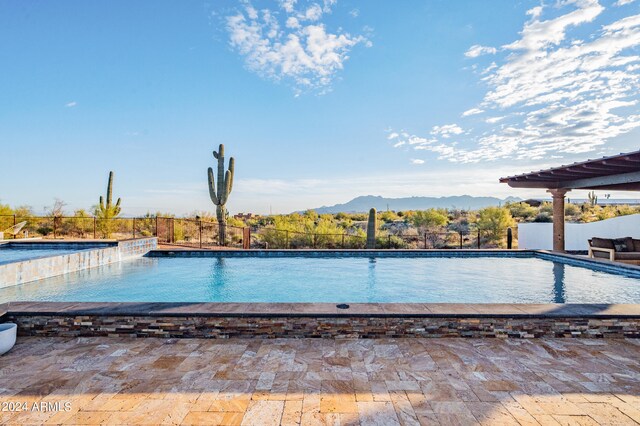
0, 215, 516, 250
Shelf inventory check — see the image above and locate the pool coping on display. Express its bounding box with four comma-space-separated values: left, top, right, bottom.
2, 301, 639, 319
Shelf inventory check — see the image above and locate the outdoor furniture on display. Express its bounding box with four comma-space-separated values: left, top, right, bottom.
1, 221, 27, 240
588, 237, 640, 264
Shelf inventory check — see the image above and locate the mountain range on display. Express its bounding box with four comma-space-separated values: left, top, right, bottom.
305, 195, 523, 214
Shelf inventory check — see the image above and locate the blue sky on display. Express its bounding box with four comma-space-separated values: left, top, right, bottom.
1, 0, 640, 215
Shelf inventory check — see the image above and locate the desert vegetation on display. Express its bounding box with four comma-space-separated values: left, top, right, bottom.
1, 198, 639, 249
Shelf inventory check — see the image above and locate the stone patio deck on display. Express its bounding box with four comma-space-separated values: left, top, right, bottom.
1, 337, 639, 425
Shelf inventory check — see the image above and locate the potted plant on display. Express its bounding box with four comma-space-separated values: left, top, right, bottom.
0, 323, 17, 355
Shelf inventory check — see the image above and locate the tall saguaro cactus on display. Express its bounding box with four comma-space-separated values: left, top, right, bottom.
207, 144, 234, 245
96, 171, 121, 238
98, 171, 121, 218
366, 208, 377, 249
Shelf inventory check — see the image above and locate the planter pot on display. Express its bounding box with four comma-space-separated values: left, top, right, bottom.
0, 323, 17, 355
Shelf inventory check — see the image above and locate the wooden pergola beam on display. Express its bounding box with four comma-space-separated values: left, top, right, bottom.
555, 170, 640, 190
499, 150, 640, 252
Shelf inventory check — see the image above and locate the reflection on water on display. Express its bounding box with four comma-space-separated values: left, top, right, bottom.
207, 258, 227, 300
552, 262, 566, 304
367, 258, 377, 301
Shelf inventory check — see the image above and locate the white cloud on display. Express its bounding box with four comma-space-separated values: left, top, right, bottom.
464, 44, 497, 58
349, 9, 359, 18
615, 0, 636, 6
408, 136, 432, 145
65, 101, 77, 108
303, 4, 323, 21
462, 108, 484, 116
410, 158, 425, 164
280, 0, 297, 13
527, 6, 543, 19
226, 1, 370, 94
286, 17, 300, 28
391, 0, 640, 163
431, 124, 463, 138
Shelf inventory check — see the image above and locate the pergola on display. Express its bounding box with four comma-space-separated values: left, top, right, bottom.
499, 150, 640, 252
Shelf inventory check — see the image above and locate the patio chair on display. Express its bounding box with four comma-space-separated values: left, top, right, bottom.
1, 221, 27, 240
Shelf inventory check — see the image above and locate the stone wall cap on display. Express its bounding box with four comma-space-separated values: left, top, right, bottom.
4, 302, 640, 319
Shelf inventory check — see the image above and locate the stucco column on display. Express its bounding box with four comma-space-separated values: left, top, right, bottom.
547, 188, 570, 252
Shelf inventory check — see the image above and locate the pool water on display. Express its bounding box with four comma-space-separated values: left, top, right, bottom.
0, 255, 638, 303
0, 247, 79, 263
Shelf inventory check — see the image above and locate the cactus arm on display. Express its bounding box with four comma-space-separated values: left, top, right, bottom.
228, 157, 234, 194
208, 167, 219, 205
106, 171, 114, 207
221, 170, 231, 204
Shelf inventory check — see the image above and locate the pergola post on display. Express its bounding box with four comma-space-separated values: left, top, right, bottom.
547, 188, 570, 252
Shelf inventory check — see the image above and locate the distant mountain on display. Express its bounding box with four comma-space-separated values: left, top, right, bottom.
304, 195, 523, 214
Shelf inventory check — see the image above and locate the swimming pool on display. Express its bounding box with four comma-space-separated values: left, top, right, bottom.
1, 252, 638, 303
0, 247, 79, 264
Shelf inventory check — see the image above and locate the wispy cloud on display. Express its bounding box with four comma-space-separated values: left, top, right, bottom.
464, 44, 497, 58
431, 124, 463, 138
410, 158, 424, 164
615, 0, 636, 6
391, 0, 640, 163
226, 1, 370, 95
65, 101, 77, 108
462, 108, 484, 116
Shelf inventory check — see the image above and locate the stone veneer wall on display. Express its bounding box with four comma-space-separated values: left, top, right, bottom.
5, 314, 639, 339
117, 238, 158, 258
0, 237, 157, 288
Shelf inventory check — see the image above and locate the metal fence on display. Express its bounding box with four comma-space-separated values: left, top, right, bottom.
0, 215, 248, 249
0, 215, 515, 250
251, 228, 513, 249
154, 217, 248, 249
252, 228, 367, 249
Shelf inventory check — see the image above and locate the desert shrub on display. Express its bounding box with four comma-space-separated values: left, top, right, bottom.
564, 203, 580, 217
409, 209, 448, 231
533, 213, 552, 223
507, 202, 537, 221
379, 210, 399, 223
476, 206, 515, 245
615, 205, 638, 216
539, 202, 553, 215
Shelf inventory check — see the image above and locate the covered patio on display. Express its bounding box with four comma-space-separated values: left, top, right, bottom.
500, 150, 640, 252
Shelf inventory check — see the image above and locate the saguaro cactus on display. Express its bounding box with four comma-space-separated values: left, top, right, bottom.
98, 171, 121, 218
96, 171, 121, 238
207, 144, 234, 245
366, 208, 377, 249
587, 190, 598, 206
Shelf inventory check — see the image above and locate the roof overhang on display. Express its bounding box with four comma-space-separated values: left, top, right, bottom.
499, 151, 640, 191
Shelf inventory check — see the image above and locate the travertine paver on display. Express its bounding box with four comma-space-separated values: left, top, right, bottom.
0, 337, 638, 425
